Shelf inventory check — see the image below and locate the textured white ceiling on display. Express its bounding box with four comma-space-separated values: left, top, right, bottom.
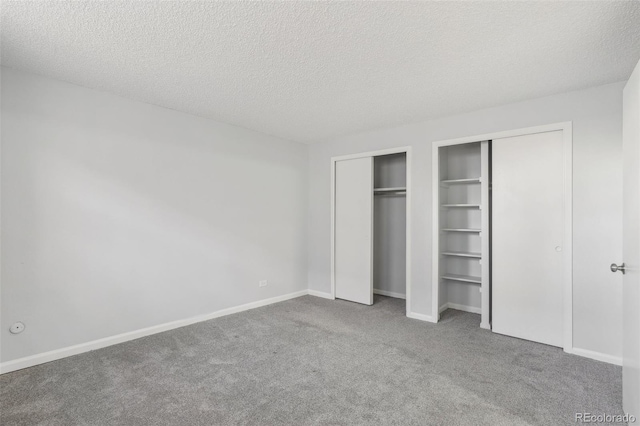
2, 1, 640, 143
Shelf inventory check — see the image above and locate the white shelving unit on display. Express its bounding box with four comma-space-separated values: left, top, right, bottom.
433, 141, 490, 329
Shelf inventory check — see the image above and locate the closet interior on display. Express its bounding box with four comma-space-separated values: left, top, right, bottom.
373, 153, 407, 300
436, 142, 490, 328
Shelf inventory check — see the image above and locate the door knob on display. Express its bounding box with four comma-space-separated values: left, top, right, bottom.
611, 263, 626, 274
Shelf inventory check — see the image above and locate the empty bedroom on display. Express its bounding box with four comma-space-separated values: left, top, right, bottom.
1, 1, 640, 425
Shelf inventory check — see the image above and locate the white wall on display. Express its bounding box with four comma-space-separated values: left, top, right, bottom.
0, 68, 308, 363
308, 82, 624, 361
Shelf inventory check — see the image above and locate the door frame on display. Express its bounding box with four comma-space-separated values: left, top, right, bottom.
431, 122, 573, 353
331, 146, 413, 316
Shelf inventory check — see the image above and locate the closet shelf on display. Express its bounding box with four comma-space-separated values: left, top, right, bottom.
442, 251, 481, 258
441, 204, 480, 208
440, 178, 481, 186
441, 274, 482, 284
442, 228, 481, 233
374, 187, 406, 192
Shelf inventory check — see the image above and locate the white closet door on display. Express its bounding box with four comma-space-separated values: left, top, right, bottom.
492, 131, 565, 347
335, 157, 373, 305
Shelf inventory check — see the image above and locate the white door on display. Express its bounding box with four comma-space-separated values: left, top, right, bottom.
622, 59, 640, 418
334, 157, 373, 305
492, 131, 565, 347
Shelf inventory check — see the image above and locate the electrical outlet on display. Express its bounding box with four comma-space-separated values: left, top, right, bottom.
259, 280, 268, 287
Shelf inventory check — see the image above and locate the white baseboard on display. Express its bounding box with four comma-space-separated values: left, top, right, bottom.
407, 311, 437, 323
439, 302, 481, 315
307, 289, 334, 299
0, 290, 308, 375
373, 289, 406, 299
568, 347, 623, 366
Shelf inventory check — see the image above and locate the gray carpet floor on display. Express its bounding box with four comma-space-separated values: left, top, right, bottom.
0, 295, 623, 425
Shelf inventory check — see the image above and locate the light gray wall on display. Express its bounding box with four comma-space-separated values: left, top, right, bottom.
308, 82, 624, 359
0, 68, 308, 363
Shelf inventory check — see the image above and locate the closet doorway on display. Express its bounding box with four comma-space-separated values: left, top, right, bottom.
432, 123, 573, 351
331, 147, 412, 316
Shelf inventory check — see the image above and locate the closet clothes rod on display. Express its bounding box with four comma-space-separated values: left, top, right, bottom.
373, 187, 406, 195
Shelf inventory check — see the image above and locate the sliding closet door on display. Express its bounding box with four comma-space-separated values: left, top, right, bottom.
335, 157, 374, 305
492, 131, 565, 347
